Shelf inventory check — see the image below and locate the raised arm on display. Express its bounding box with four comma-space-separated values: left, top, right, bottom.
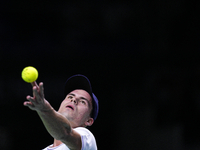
23, 82, 81, 150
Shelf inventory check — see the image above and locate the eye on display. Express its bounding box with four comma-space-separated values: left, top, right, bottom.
68, 95, 73, 99
80, 100, 86, 105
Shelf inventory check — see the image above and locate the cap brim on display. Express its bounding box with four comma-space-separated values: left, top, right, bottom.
64, 74, 93, 100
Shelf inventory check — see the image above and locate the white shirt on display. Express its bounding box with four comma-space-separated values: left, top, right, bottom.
42, 127, 97, 150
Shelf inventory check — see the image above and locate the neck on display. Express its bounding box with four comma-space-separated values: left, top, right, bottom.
52, 139, 63, 147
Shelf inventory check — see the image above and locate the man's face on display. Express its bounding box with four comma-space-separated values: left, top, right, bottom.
58, 89, 93, 127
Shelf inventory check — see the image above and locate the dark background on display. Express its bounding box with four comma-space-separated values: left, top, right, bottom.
1, 0, 200, 149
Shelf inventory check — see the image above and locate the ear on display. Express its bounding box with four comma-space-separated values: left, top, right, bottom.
85, 117, 94, 127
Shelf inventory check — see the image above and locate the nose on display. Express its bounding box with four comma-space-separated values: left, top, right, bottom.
70, 98, 77, 105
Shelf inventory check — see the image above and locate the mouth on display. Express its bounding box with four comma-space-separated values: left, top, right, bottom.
66, 105, 74, 110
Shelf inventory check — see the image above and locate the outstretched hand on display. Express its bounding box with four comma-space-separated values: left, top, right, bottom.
24, 81, 51, 112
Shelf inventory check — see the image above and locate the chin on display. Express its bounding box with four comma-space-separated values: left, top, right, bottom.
60, 112, 73, 120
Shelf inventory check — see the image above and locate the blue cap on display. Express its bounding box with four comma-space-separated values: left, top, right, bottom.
64, 74, 99, 121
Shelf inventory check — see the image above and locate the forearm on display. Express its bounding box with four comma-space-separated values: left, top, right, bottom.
37, 107, 72, 141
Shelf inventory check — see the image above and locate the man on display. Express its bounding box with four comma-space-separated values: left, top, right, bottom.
23, 74, 99, 150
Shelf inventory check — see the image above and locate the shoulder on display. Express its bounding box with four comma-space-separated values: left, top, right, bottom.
74, 127, 93, 136
74, 127, 97, 150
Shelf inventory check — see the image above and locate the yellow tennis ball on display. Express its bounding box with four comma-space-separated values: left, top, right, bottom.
21, 66, 38, 83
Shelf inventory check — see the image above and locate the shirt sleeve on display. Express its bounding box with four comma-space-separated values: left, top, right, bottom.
74, 127, 97, 150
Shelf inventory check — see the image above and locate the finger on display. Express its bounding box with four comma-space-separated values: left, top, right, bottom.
23, 101, 36, 111
25, 95, 35, 107
33, 86, 40, 102
31, 81, 39, 98
31, 81, 39, 88
26, 95, 36, 104
23, 101, 34, 108
24, 101, 32, 106
39, 82, 44, 99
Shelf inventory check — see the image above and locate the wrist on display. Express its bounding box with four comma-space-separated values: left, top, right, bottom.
37, 101, 55, 114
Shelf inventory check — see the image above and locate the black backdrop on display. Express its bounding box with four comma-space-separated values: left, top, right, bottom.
1, 1, 200, 149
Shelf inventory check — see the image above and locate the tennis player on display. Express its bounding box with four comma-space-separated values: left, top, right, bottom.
24, 74, 99, 150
